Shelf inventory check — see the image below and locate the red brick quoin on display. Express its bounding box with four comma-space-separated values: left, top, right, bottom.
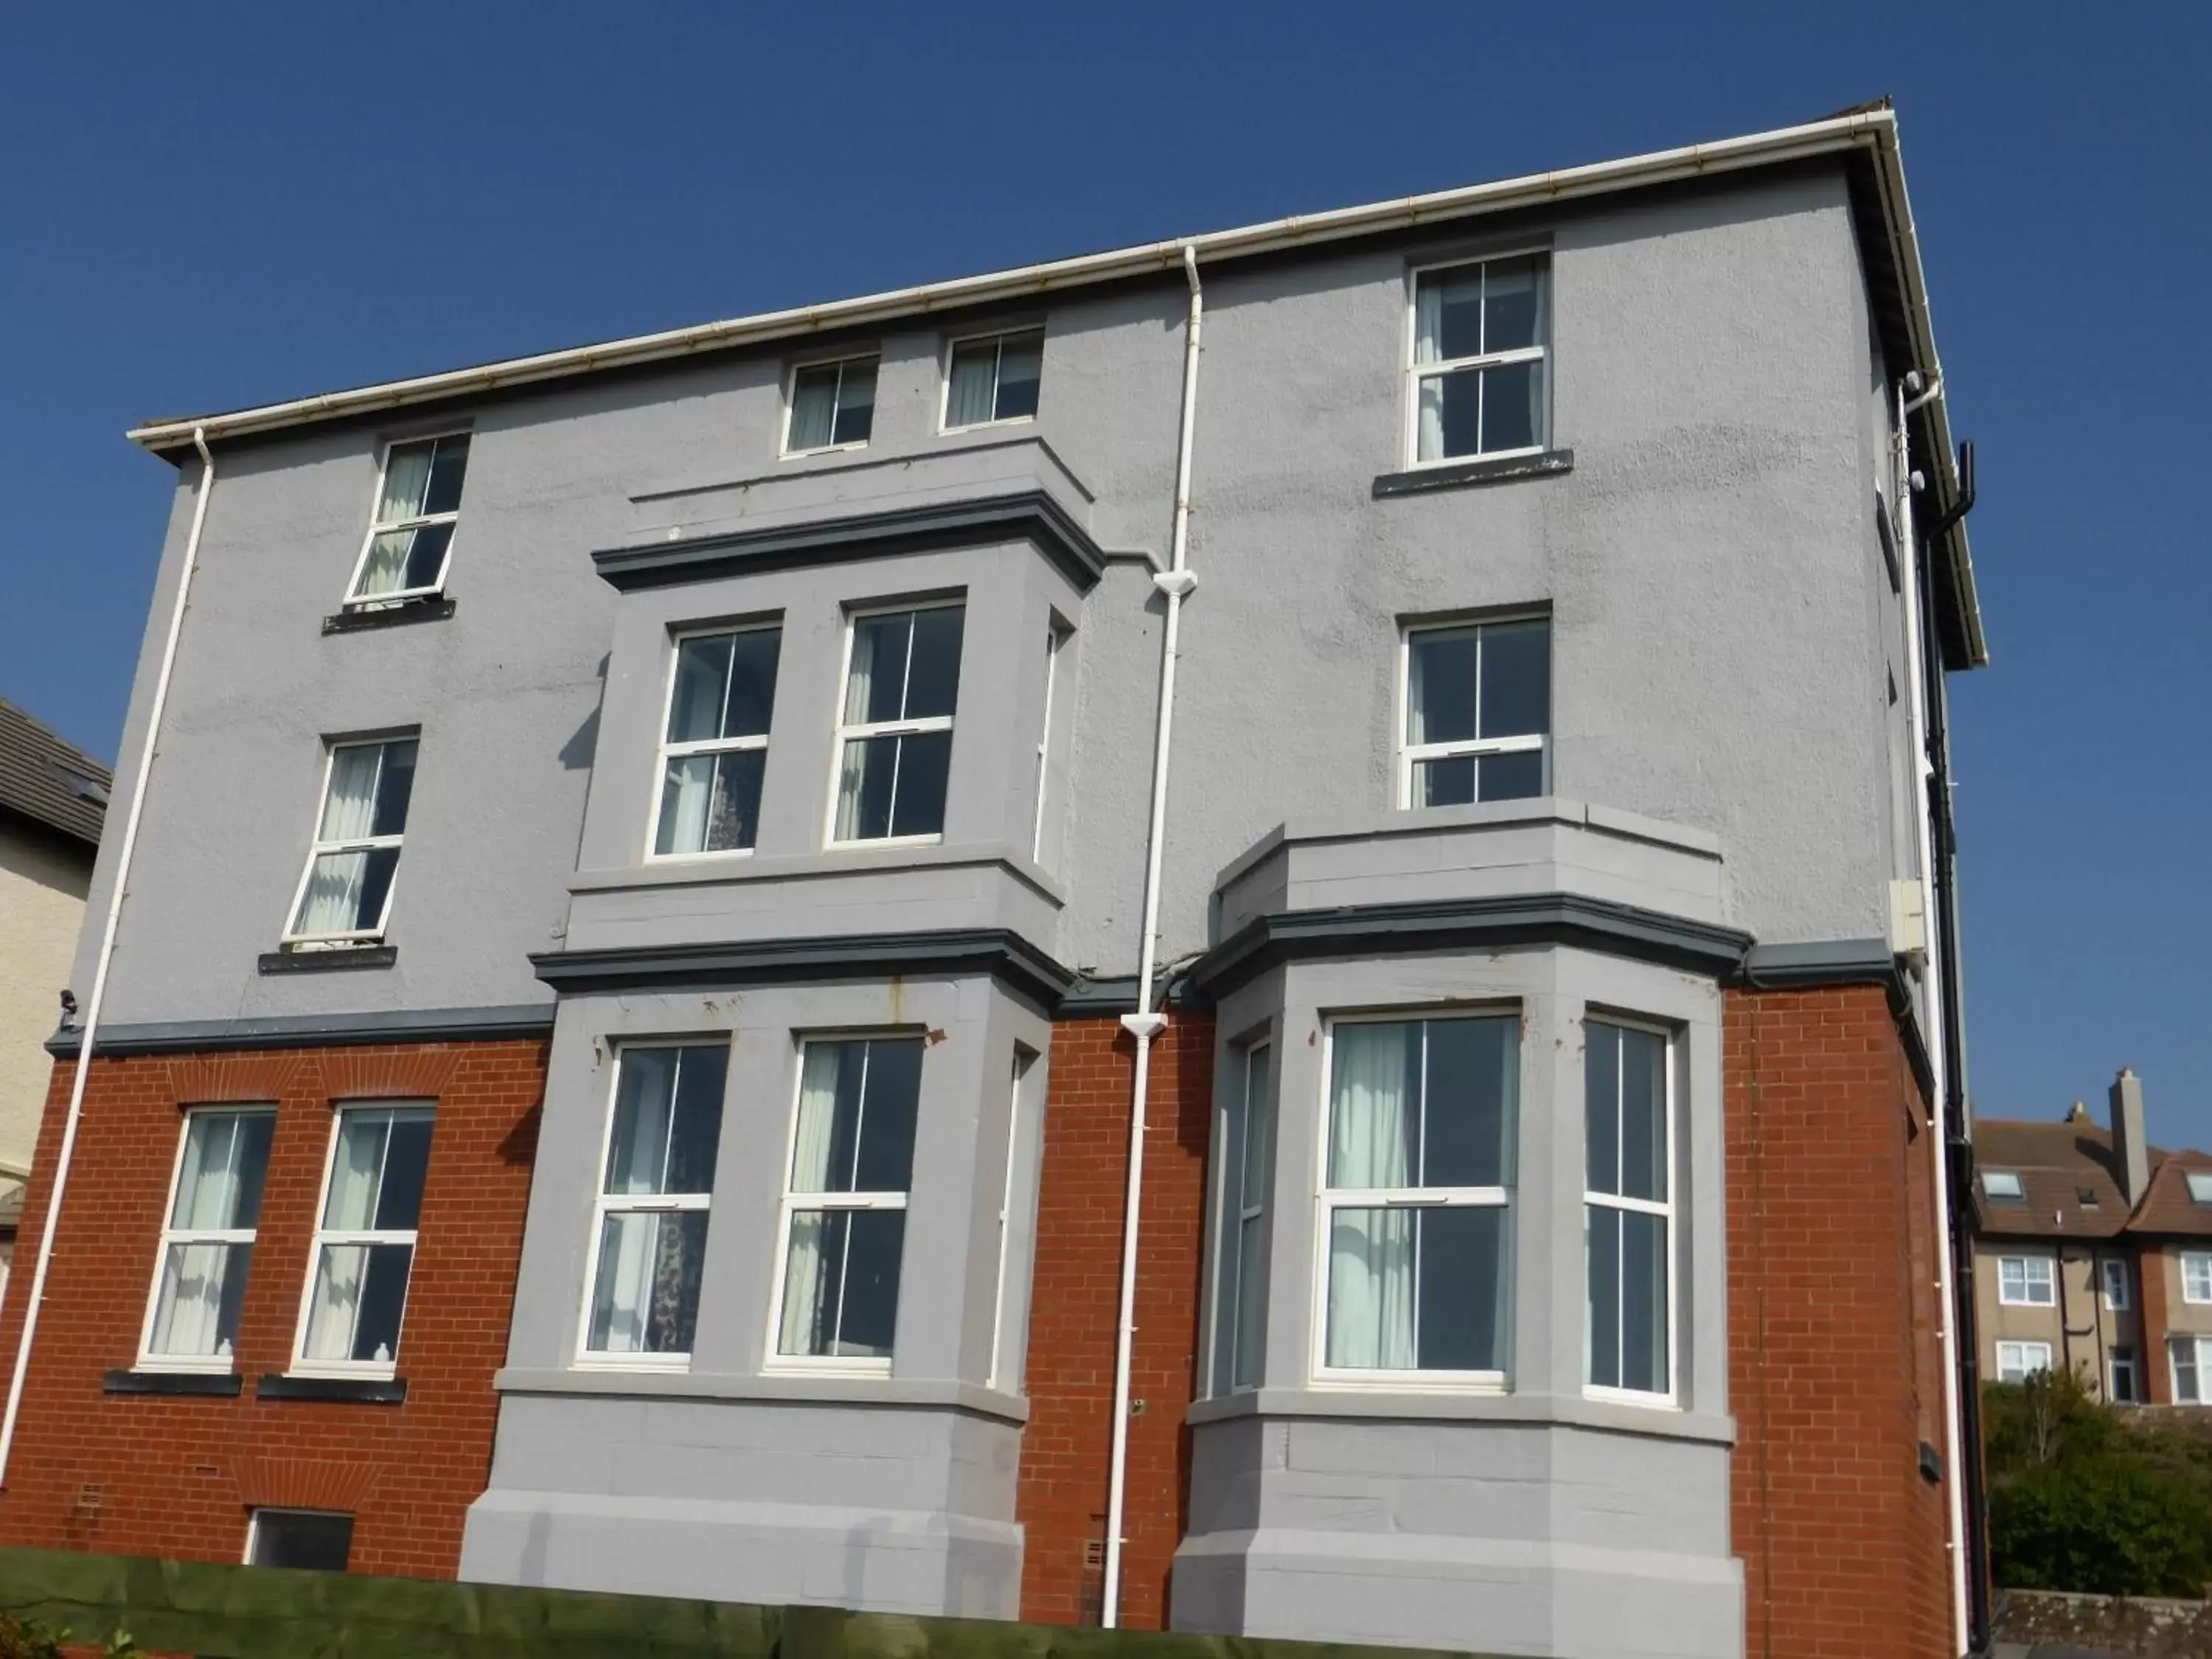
1726, 986, 1953, 1659
0, 1040, 544, 1579
1016, 1013, 1214, 1630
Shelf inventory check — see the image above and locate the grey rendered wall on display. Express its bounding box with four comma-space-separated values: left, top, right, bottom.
462, 973, 1048, 1615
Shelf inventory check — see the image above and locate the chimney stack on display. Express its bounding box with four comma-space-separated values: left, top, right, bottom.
2110, 1069, 2150, 1205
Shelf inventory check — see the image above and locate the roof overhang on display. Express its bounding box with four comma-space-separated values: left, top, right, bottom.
128, 103, 1984, 667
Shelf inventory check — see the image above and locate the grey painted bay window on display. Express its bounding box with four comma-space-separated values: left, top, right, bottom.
1409, 254, 1550, 463
285, 737, 417, 944
142, 1107, 275, 1367
296, 1105, 434, 1371
832, 604, 964, 844
346, 434, 470, 605
584, 1044, 727, 1360
1321, 1015, 1517, 1380
786, 355, 878, 454
1402, 618, 1549, 806
775, 1037, 921, 1366
1585, 1020, 1672, 1398
1217, 1040, 1273, 1392
655, 626, 782, 857
944, 330, 1043, 428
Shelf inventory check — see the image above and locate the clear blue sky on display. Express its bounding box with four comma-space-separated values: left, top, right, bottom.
2, 3, 2205, 1143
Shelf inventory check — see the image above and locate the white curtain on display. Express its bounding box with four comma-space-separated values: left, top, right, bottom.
657, 757, 714, 855
301, 1116, 382, 1360
297, 748, 383, 935
304, 1245, 366, 1361
779, 1046, 846, 1353
355, 531, 417, 598
591, 1211, 655, 1352
380, 445, 433, 524
1326, 1024, 1416, 1369
788, 369, 837, 451
945, 344, 998, 427
150, 1242, 232, 1356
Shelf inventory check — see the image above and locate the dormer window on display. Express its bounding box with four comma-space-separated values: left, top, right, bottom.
2188, 1171, 2212, 1206
1980, 1169, 2024, 1202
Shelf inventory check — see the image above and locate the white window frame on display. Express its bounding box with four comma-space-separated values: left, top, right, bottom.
1402, 251, 1551, 470
939, 327, 1043, 433
1395, 616, 1551, 809
2102, 1256, 2132, 1312
1997, 1253, 2056, 1307
2109, 1346, 2138, 1405
781, 352, 880, 458
824, 599, 962, 850
574, 1042, 722, 1371
645, 622, 779, 863
1029, 626, 1060, 866
340, 431, 468, 608
279, 738, 413, 947
763, 1032, 917, 1377
1215, 1038, 1274, 1395
2173, 1335, 2212, 1404
2184, 1251, 2212, 1305
1583, 1015, 1678, 1408
987, 1048, 1034, 1391
285, 1103, 433, 1380
136, 1106, 275, 1374
1995, 1340, 2053, 1384
1308, 1009, 1516, 1393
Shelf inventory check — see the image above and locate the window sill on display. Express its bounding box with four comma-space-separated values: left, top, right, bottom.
104, 1368, 243, 1397
258, 945, 397, 975
494, 1366, 1028, 1425
255, 1373, 407, 1405
321, 595, 456, 635
1372, 448, 1573, 498
1186, 1385, 1733, 1445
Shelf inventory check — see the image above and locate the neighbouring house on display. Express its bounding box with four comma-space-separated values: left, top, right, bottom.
0, 703, 111, 1295
0, 102, 1992, 1659
1974, 1070, 2212, 1408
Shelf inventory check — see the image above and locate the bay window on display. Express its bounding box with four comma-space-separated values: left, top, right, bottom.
1216, 1040, 1273, 1393
654, 625, 781, 857
831, 603, 963, 844
1585, 1020, 1672, 1399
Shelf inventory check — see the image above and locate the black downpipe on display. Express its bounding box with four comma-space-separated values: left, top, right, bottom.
1917, 437, 1991, 1653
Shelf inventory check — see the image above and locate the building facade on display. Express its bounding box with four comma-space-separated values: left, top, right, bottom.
0, 106, 1989, 1659
0, 702, 111, 1288
1973, 1070, 2212, 1408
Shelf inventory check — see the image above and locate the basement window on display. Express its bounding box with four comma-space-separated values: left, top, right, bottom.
247, 1509, 353, 1571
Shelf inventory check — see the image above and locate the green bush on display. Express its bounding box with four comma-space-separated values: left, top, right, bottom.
1983, 1370, 2212, 1597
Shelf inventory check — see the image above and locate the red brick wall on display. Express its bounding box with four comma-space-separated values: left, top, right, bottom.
1015, 1013, 1214, 1630
1726, 986, 1953, 1659
2138, 1243, 2173, 1405
0, 1039, 544, 1577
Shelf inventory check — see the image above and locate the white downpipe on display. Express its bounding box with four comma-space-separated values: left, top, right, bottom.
1896, 381, 1969, 1655
1101, 246, 1203, 1628
0, 428, 216, 1486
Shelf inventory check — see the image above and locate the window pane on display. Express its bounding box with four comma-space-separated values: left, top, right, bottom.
1587, 1206, 1621, 1388
1481, 257, 1546, 353
665, 1046, 727, 1194
588, 1209, 707, 1354
357, 524, 452, 597
994, 334, 1043, 420
250, 1511, 354, 1572
370, 742, 417, 837
393, 521, 453, 592
1586, 1025, 1620, 1197
846, 613, 913, 725
1240, 1046, 1273, 1206
1478, 750, 1544, 802
422, 435, 470, 516
831, 360, 877, 445
667, 635, 734, 744
303, 1240, 414, 1363
1480, 361, 1541, 453
1417, 369, 1478, 461
853, 1040, 922, 1193
725, 628, 781, 737
1422, 1017, 1514, 1189
1478, 622, 1549, 740
173, 1111, 274, 1230
793, 1040, 918, 1194
1416, 1206, 1506, 1372
1413, 755, 1477, 807
1620, 1208, 1668, 1393
779, 1208, 905, 1358
378, 443, 434, 523
888, 731, 953, 838
1415, 267, 1482, 364
1406, 630, 1477, 746
904, 607, 965, 719
946, 340, 998, 427
319, 746, 383, 841
1326, 1206, 1414, 1368
788, 364, 840, 451
148, 1240, 251, 1357
835, 734, 897, 841
657, 749, 768, 855
1327, 1023, 1420, 1189
1233, 1214, 1265, 1388
1618, 1026, 1666, 1203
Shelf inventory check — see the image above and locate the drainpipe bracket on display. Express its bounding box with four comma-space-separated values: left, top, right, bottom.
1152, 570, 1197, 600
1119, 1012, 1168, 1040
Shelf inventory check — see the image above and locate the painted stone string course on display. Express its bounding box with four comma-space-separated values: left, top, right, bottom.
0, 106, 1992, 1659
